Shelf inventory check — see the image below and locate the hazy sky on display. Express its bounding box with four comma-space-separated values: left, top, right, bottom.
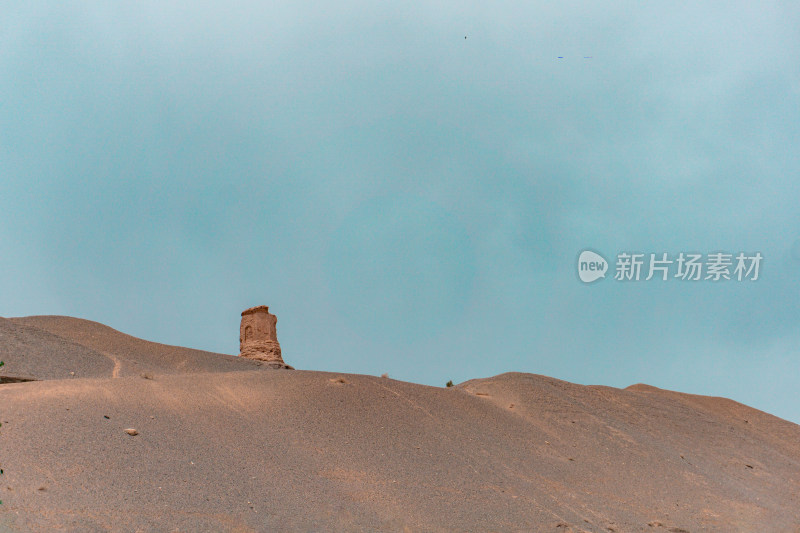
2, 2, 799, 422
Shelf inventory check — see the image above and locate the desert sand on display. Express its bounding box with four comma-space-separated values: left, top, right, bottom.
1, 315, 799, 532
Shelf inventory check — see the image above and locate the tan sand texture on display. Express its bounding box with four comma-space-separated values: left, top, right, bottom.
1, 316, 264, 380
1, 316, 799, 531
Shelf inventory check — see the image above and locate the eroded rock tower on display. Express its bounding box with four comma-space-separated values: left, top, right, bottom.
239, 305, 293, 369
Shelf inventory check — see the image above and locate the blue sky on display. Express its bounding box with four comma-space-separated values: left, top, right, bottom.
2, 2, 799, 422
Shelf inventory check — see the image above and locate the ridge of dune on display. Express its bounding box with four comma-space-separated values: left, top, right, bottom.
11, 315, 209, 354
4, 315, 263, 379
0, 316, 116, 380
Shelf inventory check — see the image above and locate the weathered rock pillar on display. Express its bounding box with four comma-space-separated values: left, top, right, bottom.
239, 306, 293, 369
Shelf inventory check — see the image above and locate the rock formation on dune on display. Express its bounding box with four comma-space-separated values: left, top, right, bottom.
1, 314, 799, 530
239, 305, 293, 369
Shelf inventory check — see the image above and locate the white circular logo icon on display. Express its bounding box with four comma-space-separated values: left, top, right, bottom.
578, 250, 608, 283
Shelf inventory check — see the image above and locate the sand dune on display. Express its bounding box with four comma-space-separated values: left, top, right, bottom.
2, 315, 262, 380
1, 317, 799, 532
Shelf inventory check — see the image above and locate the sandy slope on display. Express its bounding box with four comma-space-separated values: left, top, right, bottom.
2, 316, 262, 380
0, 317, 799, 532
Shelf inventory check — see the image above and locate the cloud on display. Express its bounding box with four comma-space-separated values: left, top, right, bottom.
1, 1, 798, 421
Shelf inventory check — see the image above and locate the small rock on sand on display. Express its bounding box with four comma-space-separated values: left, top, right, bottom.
124, 428, 139, 436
